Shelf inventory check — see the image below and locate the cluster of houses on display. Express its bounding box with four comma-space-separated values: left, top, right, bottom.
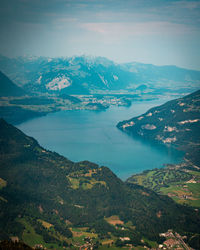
159, 230, 191, 250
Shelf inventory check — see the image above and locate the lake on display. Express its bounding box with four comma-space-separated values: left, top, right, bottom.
17, 99, 183, 180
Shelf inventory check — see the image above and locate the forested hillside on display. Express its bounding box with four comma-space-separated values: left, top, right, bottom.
0, 119, 199, 249
117, 90, 200, 167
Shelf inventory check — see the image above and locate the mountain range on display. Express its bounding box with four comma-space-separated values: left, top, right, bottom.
0, 55, 199, 95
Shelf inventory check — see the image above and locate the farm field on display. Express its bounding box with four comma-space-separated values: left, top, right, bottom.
127, 166, 200, 207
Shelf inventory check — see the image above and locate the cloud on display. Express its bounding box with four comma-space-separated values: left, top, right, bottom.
172, 0, 200, 10
81, 21, 198, 38
0, 0, 199, 69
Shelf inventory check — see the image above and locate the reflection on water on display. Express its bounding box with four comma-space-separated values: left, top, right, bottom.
17, 99, 183, 180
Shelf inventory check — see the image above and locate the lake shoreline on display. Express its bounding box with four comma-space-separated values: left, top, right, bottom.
17, 99, 184, 180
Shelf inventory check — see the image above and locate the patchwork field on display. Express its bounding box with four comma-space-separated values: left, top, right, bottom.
127, 166, 200, 207
67, 168, 107, 190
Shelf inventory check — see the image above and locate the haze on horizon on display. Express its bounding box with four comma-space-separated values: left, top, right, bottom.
0, 0, 200, 70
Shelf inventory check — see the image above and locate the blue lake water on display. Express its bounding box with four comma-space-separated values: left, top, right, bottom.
17, 99, 183, 180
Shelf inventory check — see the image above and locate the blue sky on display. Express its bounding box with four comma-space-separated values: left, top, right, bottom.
0, 0, 200, 70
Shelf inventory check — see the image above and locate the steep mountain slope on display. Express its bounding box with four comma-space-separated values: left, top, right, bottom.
0, 106, 48, 125
0, 55, 199, 95
0, 71, 52, 124
0, 56, 136, 94
117, 90, 200, 167
0, 119, 199, 248
0, 71, 25, 96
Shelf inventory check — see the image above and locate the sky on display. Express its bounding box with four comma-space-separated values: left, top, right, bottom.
0, 0, 200, 70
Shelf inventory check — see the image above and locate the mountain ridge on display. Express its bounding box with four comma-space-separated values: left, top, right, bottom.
0, 55, 199, 95
0, 71, 26, 97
